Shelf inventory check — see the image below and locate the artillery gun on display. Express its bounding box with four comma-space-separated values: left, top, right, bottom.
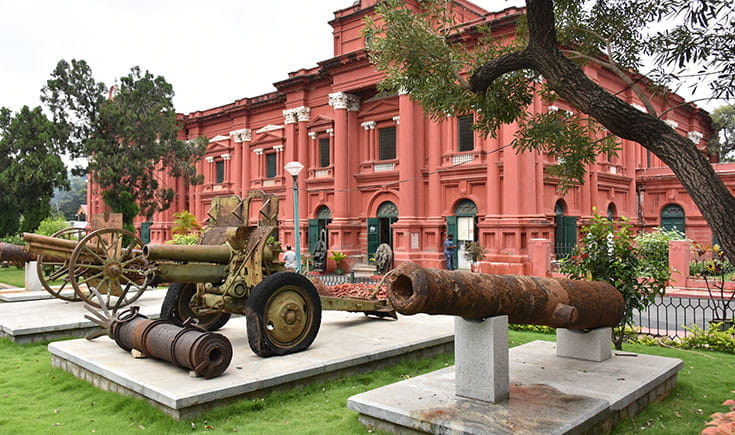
20, 191, 393, 357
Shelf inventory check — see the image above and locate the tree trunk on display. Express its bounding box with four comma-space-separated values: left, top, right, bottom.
470, 0, 735, 263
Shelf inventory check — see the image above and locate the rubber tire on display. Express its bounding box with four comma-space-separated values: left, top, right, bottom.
160, 283, 231, 331
245, 272, 322, 357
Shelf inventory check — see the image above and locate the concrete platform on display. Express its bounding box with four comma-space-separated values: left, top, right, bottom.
0, 288, 74, 302
348, 340, 683, 434
49, 312, 455, 420
0, 290, 164, 343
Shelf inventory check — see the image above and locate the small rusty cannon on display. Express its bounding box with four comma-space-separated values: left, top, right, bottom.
84, 299, 232, 379
385, 263, 624, 329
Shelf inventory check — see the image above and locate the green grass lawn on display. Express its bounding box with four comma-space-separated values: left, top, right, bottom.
0, 330, 732, 433
0, 266, 25, 287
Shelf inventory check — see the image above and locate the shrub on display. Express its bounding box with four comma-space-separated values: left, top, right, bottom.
167, 233, 200, 245
0, 234, 24, 245
561, 212, 670, 350
34, 216, 69, 236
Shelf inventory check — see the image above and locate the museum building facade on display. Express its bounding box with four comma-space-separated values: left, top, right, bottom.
86, 0, 723, 274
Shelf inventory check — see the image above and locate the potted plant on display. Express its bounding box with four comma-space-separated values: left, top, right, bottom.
463, 241, 486, 272
328, 251, 348, 275
691, 243, 735, 330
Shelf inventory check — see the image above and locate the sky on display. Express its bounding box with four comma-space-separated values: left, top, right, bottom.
1, 0, 523, 116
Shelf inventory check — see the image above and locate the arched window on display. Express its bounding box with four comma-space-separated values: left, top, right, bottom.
661, 204, 685, 234
607, 203, 617, 221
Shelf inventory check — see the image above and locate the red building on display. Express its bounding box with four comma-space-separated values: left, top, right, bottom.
87, 0, 720, 274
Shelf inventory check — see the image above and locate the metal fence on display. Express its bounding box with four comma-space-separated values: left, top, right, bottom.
634, 296, 735, 338
306, 272, 380, 287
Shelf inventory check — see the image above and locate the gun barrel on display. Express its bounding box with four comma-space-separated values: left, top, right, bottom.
0, 242, 36, 263
385, 262, 624, 330
143, 244, 232, 264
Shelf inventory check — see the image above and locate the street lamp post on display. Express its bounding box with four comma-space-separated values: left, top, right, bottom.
284, 161, 304, 273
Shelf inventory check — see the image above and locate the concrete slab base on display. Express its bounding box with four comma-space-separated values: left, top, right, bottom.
348, 340, 682, 434
0, 289, 73, 303
0, 290, 164, 343
48, 312, 455, 420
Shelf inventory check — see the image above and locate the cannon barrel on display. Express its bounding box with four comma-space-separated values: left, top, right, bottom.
110, 308, 232, 378
0, 242, 36, 263
143, 244, 232, 264
385, 263, 624, 330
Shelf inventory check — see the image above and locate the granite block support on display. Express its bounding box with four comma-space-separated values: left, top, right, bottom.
556, 327, 612, 362
455, 315, 509, 403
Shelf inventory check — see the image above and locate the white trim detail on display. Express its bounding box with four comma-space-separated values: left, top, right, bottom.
256, 124, 284, 133
273, 144, 284, 152
254, 148, 264, 155
221, 153, 231, 161
328, 92, 360, 111
361, 121, 377, 130
326, 128, 334, 136
665, 119, 679, 129
308, 132, 318, 140
210, 134, 230, 143
205, 156, 215, 163
392, 116, 400, 125
547, 105, 559, 112
374, 162, 395, 172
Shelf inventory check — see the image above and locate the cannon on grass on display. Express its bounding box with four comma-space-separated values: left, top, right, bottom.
23, 191, 394, 357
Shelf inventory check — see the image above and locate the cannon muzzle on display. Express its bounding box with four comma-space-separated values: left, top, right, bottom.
0, 242, 36, 263
143, 244, 232, 264
385, 263, 624, 330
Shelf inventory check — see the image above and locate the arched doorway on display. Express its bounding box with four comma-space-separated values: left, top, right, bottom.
447, 199, 478, 270
661, 204, 685, 235
607, 203, 617, 221
367, 201, 398, 260
554, 199, 577, 259
308, 206, 332, 253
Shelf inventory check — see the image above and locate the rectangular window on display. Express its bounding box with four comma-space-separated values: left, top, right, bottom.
319, 137, 330, 167
458, 115, 474, 152
265, 153, 277, 178
378, 126, 396, 160
215, 160, 225, 184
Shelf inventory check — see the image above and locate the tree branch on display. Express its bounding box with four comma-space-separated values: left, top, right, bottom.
469, 50, 534, 93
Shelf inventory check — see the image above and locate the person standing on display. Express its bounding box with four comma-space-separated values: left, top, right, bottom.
443, 234, 457, 270
283, 245, 297, 271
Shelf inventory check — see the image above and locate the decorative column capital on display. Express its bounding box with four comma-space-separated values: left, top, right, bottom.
308, 132, 318, 140
361, 121, 377, 130
221, 153, 231, 161
230, 128, 252, 142
392, 116, 401, 125
688, 131, 704, 143
283, 109, 298, 125
273, 144, 284, 152
326, 128, 334, 136
205, 156, 215, 163
253, 148, 264, 156
328, 92, 360, 111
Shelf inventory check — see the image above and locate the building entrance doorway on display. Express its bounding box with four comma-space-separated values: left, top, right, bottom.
308, 206, 332, 253
554, 200, 577, 259
367, 201, 398, 260
450, 199, 478, 270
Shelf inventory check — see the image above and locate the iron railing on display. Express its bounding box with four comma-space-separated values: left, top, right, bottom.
634, 296, 735, 338
306, 272, 380, 287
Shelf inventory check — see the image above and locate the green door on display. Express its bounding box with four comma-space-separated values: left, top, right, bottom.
367, 218, 379, 260
661, 204, 685, 235
308, 219, 319, 253
446, 216, 458, 266
555, 215, 577, 259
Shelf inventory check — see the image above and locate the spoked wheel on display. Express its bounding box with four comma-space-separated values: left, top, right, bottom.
246, 272, 321, 357
37, 227, 89, 301
160, 283, 231, 331
69, 228, 148, 309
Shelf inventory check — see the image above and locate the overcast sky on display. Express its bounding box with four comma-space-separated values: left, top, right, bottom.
1, 0, 524, 116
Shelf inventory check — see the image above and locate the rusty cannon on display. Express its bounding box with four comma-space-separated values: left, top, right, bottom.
384, 262, 624, 330
0, 242, 36, 265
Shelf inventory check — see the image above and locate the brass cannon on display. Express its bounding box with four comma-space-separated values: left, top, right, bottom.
384, 262, 624, 330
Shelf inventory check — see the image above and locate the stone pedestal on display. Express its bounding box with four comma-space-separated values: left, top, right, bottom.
455, 315, 509, 403
556, 327, 612, 362
24, 261, 42, 292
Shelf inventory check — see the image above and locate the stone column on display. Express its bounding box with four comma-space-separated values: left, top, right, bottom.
328, 92, 359, 220
231, 128, 252, 197
398, 93, 418, 218
427, 119, 442, 219
296, 107, 311, 239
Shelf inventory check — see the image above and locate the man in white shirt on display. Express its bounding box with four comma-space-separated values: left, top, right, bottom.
283, 245, 297, 271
